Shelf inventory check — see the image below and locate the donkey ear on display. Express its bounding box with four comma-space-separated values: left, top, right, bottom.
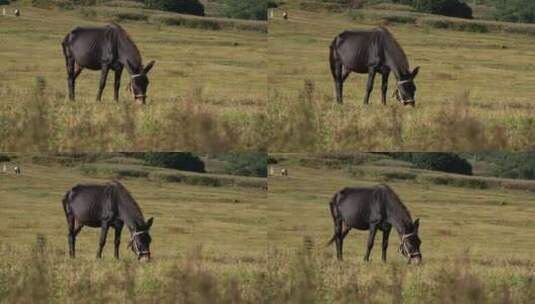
414, 218, 420, 231
411, 66, 420, 79
143, 60, 155, 74
146, 217, 154, 229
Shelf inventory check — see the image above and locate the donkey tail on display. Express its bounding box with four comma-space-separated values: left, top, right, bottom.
61, 190, 73, 218
329, 36, 339, 81
325, 193, 340, 247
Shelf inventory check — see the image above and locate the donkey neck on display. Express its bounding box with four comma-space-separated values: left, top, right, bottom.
382, 44, 411, 80
385, 57, 410, 81
385, 204, 414, 237
123, 218, 145, 233
114, 29, 143, 75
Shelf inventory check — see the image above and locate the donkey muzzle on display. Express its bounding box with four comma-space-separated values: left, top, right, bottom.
402, 100, 415, 107
408, 255, 422, 265
139, 254, 151, 263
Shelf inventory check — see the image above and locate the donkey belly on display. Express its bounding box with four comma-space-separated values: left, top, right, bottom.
341, 213, 370, 230
73, 51, 103, 70
69, 34, 107, 70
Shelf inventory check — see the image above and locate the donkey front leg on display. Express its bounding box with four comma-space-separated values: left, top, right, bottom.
96, 65, 110, 102
96, 223, 110, 259
381, 70, 390, 105
382, 225, 392, 262
113, 222, 123, 259
363, 69, 377, 105
113, 67, 123, 102
364, 224, 378, 262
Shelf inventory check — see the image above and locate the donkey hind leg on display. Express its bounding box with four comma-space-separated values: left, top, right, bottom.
65, 54, 76, 101
334, 220, 351, 261
113, 222, 124, 259
334, 65, 351, 104
364, 224, 378, 262
382, 224, 392, 262
96, 223, 110, 259
67, 216, 83, 258
363, 68, 377, 105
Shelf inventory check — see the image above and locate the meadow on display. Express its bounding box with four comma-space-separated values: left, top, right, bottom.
0, 155, 269, 302
0, 5, 267, 151
266, 153, 535, 303
267, 5, 535, 151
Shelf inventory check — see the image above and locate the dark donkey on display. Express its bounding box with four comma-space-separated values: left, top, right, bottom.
329, 27, 420, 106
62, 23, 155, 104
62, 181, 154, 261
326, 184, 422, 264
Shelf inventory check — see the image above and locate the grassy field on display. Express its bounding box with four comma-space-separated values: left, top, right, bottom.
267, 6, 535, 151
0, 5, 267, 151
0, 156, 269, 302
266, 153, 535, 302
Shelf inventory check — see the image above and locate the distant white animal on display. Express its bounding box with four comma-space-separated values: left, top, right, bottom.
2, 164, 6, 173
283, 11, 288, 20
269, 166, 275, 176
281, 168, 288, 176
14, 9, 20, 17
14, 165, 21, 175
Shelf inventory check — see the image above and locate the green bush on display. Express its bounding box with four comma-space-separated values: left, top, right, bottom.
469, 152, 535, 180
0, 154, 10, 162
412, 0, 473, 19
0, 0, 10, 5
112, 12, 148, 21
494, 0, 535, 24
144, 0, 205, 16
391, 153, 472, 175
32, 0, 54, 9
222, 0, 267, 20
212, 152, 267, 177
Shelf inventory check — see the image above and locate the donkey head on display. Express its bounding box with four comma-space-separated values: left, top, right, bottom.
399, 218, 422, 265
126, 60, 156, 104
128, 217, 154, 262
394, 67, 420, 106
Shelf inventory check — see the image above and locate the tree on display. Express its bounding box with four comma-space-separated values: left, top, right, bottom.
140, 153, 206, 172
145, 0, 205, 16
412, 0, 473, 19
222, 0, 267, 21
391, 153, 473, 175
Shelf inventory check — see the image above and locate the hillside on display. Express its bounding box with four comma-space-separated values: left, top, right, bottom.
266, 153, 535, 302
267, 5, 535, 151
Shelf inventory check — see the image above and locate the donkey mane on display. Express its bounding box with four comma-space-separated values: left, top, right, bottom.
109, 22, 142, 67
110, 181, 145, 227
374, 27, 410, 74
375, 184, 413, 224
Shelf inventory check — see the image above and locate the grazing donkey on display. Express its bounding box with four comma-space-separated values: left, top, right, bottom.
62, 23, 155, 104
329, 27, 420, 106
326, 184, 422, 264
62, 181, 154, 262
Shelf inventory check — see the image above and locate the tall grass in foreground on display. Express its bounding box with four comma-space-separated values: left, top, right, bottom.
2, 236, 534, 303
268, 80, 535, 151
0, 79, 267, 152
